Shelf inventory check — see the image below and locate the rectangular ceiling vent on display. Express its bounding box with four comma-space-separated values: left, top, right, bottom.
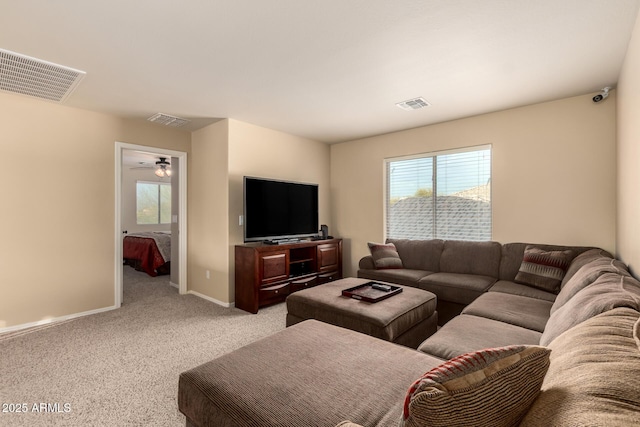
147, 113, 190, 127
396, 97, 431, 111
0, 48, 86, 103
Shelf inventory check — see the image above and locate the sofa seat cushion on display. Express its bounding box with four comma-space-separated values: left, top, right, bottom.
179, 320, 444, 427
462, 292, 552, 332
540, 272, 640, 346
488, 280, 557, 302
551, 256, 631, 315
418, 272, 497, 305
358, 268, 433, 287
520, 308, 640, 427
417, 314, 542, 361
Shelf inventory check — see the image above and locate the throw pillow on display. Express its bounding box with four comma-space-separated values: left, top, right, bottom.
367, 242, 403, 269
515, 246, 574, 293
401, 345, 551, 427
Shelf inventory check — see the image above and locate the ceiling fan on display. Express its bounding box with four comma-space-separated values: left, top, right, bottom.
154, 157, 172, 178
129, 156, 172, 178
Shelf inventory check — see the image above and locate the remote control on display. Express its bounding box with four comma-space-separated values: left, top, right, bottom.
372, 283, 392, 292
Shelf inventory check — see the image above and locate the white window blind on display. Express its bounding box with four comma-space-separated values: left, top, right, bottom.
386, 146, 491, 241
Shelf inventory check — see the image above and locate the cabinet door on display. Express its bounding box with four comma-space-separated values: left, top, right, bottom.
259, 251, 289, 285
317, 244, 339, 273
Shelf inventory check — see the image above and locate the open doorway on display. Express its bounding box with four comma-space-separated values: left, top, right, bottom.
114, 142, 187, 307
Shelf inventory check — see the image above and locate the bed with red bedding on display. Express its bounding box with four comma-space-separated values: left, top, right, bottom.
123, 232, 171, 276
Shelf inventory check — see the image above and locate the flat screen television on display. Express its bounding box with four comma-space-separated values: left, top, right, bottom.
243, 176, 319, 243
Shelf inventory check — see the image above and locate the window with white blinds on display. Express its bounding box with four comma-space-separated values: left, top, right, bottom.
136, 181, 172, 225
386, 146, 491, 241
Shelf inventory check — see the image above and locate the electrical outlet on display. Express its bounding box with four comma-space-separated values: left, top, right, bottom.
206, 270, 210, 279
239, 215, 243, 226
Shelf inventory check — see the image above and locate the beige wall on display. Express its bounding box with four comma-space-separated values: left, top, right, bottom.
188, 120, 230, 302
617, 8, 640, 276
186, 119, 331, 305
0, 92, 190, 328
227, 119, 332, 300
331, 93, 617, 276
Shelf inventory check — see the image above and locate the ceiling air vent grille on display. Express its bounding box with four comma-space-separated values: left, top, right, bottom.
396, 97, 431, 111
0, 48, 86, 102
147, 113, 190, 127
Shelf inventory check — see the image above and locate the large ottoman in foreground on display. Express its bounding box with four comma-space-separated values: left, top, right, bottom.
178, 320, 444, 427
286, 277, 438, 348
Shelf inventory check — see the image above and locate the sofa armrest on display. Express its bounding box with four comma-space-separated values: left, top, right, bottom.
335, 422, 364, 427
359, 255, 376, 270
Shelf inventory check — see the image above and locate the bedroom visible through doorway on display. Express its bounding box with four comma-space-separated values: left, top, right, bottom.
115, 142, 187, 308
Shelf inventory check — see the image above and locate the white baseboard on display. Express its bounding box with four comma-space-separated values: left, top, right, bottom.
187, 290, 234, 308
169, 281, 179, 289
0, 305, 118, 335
2, 292, 235, 335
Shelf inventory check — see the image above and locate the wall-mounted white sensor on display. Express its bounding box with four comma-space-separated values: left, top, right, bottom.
593, 87, 611, 103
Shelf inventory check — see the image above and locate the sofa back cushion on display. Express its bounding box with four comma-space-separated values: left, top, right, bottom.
520, 308, 640, 427
387, 239, 443, 272
551, 256, 630, 315
560, 248, 613, 287
540, 273, 640, 346
439, 240, 501, 277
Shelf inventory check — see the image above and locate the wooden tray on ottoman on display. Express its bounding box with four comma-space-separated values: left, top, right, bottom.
342, 281, 402, 303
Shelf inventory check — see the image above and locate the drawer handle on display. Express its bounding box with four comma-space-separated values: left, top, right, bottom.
275, 290, 279, 294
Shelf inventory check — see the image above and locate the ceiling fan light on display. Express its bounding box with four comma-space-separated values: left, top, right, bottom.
155, 168, 165, 177
166, 168, 172, 177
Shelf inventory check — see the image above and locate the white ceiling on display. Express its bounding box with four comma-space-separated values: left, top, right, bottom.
122, 150, 171, 169
2, 1, 639, 143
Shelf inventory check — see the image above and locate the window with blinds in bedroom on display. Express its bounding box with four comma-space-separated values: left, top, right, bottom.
385, 145, 492, 241
136, 181, 171, 225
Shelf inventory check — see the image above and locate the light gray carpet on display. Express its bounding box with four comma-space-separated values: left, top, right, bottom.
0, 266, 287, 426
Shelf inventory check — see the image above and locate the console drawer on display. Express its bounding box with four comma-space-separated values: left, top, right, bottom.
291, 276, 318, 292
259, 282, 290, 303
318, 271, 339, 284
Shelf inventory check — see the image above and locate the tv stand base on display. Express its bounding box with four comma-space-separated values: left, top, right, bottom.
235, 239, 343, 313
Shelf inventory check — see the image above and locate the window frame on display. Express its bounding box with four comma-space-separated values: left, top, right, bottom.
384, 144, 492, 241
136, 180, 172, 225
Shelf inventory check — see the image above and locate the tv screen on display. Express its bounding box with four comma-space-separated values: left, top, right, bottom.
244, 177, 319, 243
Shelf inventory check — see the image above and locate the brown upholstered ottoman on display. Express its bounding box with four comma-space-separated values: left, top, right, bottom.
286, 277, 438, 348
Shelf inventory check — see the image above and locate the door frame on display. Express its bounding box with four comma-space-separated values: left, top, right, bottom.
114, 141, 188, 307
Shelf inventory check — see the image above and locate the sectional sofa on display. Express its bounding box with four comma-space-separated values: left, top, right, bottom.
358, 239, 600, 324
178, 240, 640, 426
